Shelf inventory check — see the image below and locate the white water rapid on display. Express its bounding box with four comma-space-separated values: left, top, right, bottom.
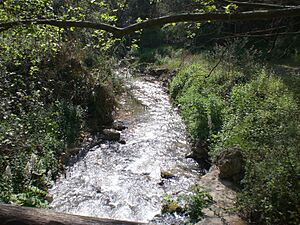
49, 69, 201, 224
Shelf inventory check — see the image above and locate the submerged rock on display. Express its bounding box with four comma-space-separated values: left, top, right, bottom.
118, 139, 126, 144
45, 194, 54, 203
162, 201, 183, 214
102, 129, 121, 141
161, 170, 175, 179
112, 120, 127, 131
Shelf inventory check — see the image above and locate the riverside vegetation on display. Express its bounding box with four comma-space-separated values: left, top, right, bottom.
0, 44, 120, 207
0, 0, 123, 208
1, 0, 300, 225
145, 40, 300, 225
162, 185, 213, 223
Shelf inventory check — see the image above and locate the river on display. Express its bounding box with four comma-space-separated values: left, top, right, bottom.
49, 68, 201, 224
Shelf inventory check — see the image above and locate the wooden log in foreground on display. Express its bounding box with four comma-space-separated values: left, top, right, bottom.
0, 204, 146, 225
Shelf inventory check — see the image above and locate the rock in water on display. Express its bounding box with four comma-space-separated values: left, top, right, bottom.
112, 120, 127, 131
186, 141, 211, 170
160, 170, 175, 179
102, 129, 120, 141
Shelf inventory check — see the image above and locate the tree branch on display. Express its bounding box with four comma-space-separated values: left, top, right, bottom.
206, 45, 229, 78
215, 31, 300, 39
0, 20, 122, 34
1, 7, 300, 37
224, 1, 296, 9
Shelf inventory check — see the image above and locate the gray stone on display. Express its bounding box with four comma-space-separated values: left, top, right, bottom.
149, 68, 169, 77
118, 139, 126, 144
160, 170, 175, 179
195, 167, 247, 225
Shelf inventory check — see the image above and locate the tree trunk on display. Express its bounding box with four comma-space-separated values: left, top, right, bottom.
0, 204, 146, 225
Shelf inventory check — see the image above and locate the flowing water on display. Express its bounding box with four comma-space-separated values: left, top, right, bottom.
49, 69, 201, 223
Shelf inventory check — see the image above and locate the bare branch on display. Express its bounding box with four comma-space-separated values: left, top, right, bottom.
1, 7, 300, 37
224, 1, 296, 9
206, 45, 229, 79
215, 31, 300, 39
120, 7, 300, 36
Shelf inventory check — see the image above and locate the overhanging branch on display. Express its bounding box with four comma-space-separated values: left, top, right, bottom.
214, 31, 300, 39
1, 7, 300, 37
0, 20, 122, 34
224, 1, 296, 9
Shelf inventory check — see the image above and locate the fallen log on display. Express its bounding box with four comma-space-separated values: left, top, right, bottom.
0, 204, 146, 225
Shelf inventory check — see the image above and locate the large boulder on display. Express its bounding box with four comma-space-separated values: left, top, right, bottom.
216, 148, 245, 183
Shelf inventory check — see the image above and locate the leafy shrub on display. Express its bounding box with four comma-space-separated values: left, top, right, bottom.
212, 73, 300, 225
186, 186, 213, 222
161, 186, 213, 223
0, 100, 84, 206
0, 44, 118, 207
169, 57, 225, 142
179, 91, 223, 141
167, 44, 300, 224
0, 0, 122, 208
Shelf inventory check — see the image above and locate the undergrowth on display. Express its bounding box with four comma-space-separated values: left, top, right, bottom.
162, 185, 213, 223
162, 40, 300, 225
0, 44, 119, 207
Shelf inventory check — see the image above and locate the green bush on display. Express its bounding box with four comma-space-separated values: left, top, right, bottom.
167, 45, 300, 224
161, 186, 213, 223
178, 91, 223, 141
186, 186, 213, 223
0, 100, 84, 206
0, 45, 118, 207
169, 57, 225, 142
212, 73, 300, 225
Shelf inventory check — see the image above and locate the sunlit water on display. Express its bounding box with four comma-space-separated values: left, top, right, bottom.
49, 69, 201, 223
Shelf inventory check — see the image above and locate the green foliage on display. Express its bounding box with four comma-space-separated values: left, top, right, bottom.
0, 42, 119, 205
0, 91, 84, 205
185, 185, 213, 222
178, 91, 223, 141
140, 28, 164, 49
169, 56, 225, 142
213, 74, 300, 225
161, 186, 213, 223
167, 41, 300, 224
0, 0, 121, 206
